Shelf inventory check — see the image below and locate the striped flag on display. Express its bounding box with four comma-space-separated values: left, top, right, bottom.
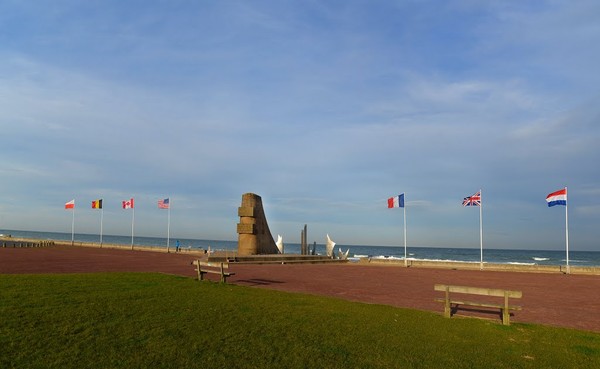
158, 198, 170, 209
546, 188, 567, 207
65, 200, 75, 209
92, 199, 103, 209
387, 194, 405, 208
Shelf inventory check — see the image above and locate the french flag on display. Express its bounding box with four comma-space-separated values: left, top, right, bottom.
387, 194, 405, 208
546, 188, 567, 207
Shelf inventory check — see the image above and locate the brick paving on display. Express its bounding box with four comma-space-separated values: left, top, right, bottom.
2, 245, 599, 332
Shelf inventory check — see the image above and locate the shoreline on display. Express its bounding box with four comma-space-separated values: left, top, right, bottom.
4, 235, 600, 275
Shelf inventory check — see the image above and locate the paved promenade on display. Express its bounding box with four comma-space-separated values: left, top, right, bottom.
2, 245, 599, 332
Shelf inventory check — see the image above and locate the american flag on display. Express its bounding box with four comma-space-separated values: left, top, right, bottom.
158, 198, 170, 209
462, 191, 481, 207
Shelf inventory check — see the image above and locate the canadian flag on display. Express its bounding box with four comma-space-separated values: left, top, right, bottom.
122, 198, 134, 209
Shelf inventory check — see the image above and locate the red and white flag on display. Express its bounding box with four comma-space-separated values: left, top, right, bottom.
158, 198, 170, 209
122, 198, 134, 209
65, 200, 75, 209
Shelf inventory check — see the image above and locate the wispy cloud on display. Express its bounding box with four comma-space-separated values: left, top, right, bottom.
1, 1, 599, 248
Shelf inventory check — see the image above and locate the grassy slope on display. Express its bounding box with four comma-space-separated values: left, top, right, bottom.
1, 273, 599, 369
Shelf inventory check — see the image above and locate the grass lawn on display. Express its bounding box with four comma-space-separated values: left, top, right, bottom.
1, 273, 599, 368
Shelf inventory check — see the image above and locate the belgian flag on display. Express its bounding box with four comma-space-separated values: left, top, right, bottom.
91, 199, 103, 209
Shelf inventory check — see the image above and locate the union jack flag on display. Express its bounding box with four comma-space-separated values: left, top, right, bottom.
462, 191, 481, 207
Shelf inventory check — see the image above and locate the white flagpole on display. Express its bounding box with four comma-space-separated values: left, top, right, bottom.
479, 189, 483, 270
565, 187, 570, 274
166, 199, 171, 253
100, 207, 104, 247
131, 204, 135, 250
71, 204, 75, 246
403, 194, 407, 268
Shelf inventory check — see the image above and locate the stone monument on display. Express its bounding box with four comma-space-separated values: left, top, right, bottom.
236, 193, 279, 256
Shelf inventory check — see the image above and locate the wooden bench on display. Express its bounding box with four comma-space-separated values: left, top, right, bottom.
434, 284, 522, 325
192, 260, 235, 283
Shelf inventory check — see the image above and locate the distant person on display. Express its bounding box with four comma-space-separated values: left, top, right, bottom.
176, 240, 180, 252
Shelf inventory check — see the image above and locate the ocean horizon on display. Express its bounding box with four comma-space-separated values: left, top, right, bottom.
3, 228, 600, 267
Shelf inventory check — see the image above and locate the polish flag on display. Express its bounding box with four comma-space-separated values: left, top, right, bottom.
65, 200, 75, 209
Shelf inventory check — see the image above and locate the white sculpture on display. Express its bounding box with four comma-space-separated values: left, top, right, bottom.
276, 235, 284, 254
338, 247, 350, 260
326, 234, 336, 258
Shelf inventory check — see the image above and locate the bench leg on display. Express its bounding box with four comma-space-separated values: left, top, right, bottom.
444, 301, 451, 318
444, 287, 451, 318
195, 260, 201, 281
502, 309, 510, 325
502, 293, 510, 325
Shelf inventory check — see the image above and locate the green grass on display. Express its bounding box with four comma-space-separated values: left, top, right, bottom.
1, 273, 599, 369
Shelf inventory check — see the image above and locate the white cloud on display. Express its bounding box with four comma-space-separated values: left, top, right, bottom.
1, 1, 599, 248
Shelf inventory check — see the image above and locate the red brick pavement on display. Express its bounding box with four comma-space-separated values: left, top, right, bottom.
2, 246, 599, 332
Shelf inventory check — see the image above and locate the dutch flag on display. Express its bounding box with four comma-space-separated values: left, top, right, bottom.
546, 188, 567, 207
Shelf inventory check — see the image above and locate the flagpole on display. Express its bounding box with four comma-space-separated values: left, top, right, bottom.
479, 189, 483, 270
403, 194, 407, 268
131, 205, 135, 250
100, 207, 104, 247
166, 199, 171, 253
71, 204, 75, 246
565, 186, 570, 274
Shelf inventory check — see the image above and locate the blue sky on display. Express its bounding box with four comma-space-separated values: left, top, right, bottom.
1, 1, 599, 250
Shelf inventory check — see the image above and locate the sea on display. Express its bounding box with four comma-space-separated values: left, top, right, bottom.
2, 229, 600, 267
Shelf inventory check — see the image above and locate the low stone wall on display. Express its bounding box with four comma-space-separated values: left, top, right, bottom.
7, 238, 207, 256
210, 253, 348, 264
1, 237, 54, 248
359, 257, 600, 275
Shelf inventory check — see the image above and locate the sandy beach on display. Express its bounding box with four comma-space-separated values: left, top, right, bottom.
2, 243, 600, 333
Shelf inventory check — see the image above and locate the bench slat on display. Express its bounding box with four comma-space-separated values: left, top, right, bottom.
434, 298, 522, 311
193, 260, 230, 269
200, 269, 235, 276
434, 284, 522, 298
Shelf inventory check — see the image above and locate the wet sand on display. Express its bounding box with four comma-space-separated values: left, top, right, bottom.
2, 245, 599, 332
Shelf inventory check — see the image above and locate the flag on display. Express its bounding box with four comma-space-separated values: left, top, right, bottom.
158, 198, 170, 209
387, 194, 405, 208
122, 198, 134, 209
92, 199, 103, 209
65, 200, 75, 209
462, 191, 481, 207
546, 188, 567, 207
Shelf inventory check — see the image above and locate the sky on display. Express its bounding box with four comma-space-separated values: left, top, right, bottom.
1, 0, 599, 250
